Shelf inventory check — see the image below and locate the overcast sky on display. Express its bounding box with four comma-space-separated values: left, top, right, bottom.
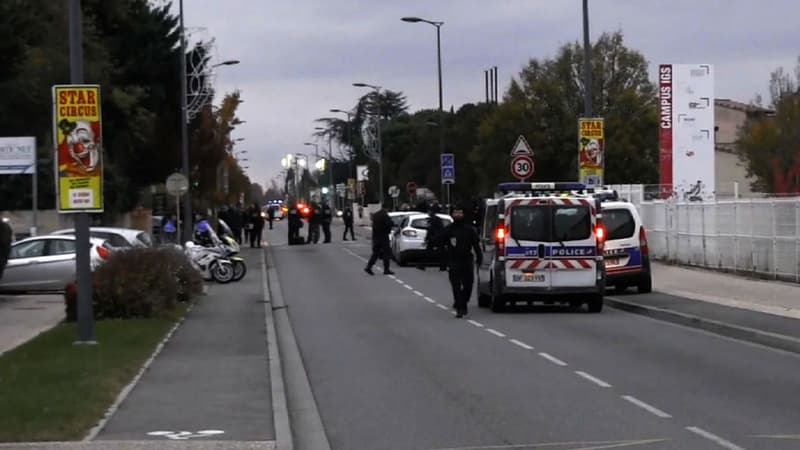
175, 0, 798, 187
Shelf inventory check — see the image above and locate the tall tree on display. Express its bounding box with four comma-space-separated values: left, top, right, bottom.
737, 57, 800, 193
469, 30, 658, 194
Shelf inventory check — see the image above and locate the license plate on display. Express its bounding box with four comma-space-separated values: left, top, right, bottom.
513, 273, 545, 282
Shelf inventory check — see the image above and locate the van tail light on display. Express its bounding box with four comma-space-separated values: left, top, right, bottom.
96, 245, 111, 260
639, 226, 649, 255
495, 222, 507, 256
595, 222, 606, 253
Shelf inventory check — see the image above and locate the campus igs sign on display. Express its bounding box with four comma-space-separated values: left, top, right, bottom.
658, 64, 715, 200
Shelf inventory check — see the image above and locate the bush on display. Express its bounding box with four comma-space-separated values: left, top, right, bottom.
65, 246, 202, 321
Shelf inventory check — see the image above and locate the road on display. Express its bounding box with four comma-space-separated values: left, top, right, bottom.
266, 222, 800, 450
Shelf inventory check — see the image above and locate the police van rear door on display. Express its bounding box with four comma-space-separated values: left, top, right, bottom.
505, 199, 551, 289
548, 198, 597, 288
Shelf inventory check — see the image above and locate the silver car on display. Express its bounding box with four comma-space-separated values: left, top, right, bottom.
51, 226, 153, 249
0, 236, 111, 293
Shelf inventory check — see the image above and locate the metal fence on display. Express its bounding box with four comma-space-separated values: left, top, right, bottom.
607, 184, 800, 282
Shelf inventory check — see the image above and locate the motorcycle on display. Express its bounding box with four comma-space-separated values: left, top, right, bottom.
217, 219, 247, 281
184, 241, 235, 283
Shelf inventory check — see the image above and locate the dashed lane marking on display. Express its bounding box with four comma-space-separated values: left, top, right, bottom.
575, 371, 612, 388
538, 352, 568, 367
486, 328, 506, 338
509, 339, 534, 350
686, 427, 745, 450
622, 395, 672, 419
467, 320, 484, 328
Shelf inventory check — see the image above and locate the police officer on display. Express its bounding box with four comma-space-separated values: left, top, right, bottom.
418, 203, 446, 271
431, 204, 482, 318
0, 217, 12, 280
307, 201, 322, 244
342, 206, 356, 241
321, 200, 333, 243
364, 203, 395, 276
287, 203, 304, 245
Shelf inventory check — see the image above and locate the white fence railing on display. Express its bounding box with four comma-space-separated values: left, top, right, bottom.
607, 185, 800, 282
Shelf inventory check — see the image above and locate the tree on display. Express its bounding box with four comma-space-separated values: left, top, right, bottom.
469, 30, 658, 194
737, 57, 800, 193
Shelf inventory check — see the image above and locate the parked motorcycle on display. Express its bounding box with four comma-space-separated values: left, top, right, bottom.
217, 219, 247, 281
185, 241, 235, 283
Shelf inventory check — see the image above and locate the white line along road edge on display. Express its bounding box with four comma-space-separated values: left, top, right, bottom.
621, 395, 672, 419
686, 427, 746, 450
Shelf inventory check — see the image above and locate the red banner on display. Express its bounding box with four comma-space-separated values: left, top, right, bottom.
658, 65, 673, 198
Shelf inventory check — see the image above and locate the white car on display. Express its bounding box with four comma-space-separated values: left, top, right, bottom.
392, 213, 453, 266
602, 201, 652, 293
0, 235, 112, 293
52, 227, 153, 249
387, 211, 415, 249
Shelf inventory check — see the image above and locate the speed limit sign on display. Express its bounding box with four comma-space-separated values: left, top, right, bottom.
510, 154, 534, 180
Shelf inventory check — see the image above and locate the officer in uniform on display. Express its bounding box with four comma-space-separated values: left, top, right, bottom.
0, 217, 12, 280
321, 200, 333, 243
342, 206, 356, 241
417, 203, 446, 271
364, 203, 395, 276
287, 203, 304, 245
430, 204, 482, 318
307, 201, 322, 244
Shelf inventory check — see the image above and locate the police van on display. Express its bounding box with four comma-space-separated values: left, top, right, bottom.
477, 182, 607, 313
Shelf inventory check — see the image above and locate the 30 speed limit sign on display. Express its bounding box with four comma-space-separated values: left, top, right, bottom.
510, 154, 534, 180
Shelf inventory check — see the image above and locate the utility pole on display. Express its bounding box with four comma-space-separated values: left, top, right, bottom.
68, 0, 95, 343
582, 0, 593, 117
179, 0, 192, 242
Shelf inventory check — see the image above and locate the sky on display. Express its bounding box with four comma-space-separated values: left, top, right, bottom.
173, 0, 799, 188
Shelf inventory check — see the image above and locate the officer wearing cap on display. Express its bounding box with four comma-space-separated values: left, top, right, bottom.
430, 203, 482, 318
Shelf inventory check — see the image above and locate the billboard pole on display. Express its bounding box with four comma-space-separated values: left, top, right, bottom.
68, 0, 96, 343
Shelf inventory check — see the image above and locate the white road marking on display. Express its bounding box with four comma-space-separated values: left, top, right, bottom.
436, 304, 449, 310
467, 320, 484, 328
425, 297, 436, 303
429, 439, 667, 450
537, 352, 568, 367
147, 430, 225, 440
413, 290, 424, 296
509, 339, 534, 350
621, 395, 672, 418
575, 371, 612, 388
395, 278, 405, 284
388, 274, 397, 279
686, 427, 745, 450
486, 328, 506, 338
404, 284, 414, 290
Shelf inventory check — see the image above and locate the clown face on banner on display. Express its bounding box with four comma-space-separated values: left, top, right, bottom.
53, 85, 104, 212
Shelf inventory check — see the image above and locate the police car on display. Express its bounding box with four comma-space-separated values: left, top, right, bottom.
476, 182, 606, 313
601, 199, 652, 293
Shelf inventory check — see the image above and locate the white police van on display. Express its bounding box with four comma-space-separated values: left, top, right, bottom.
477, 182, 607, 313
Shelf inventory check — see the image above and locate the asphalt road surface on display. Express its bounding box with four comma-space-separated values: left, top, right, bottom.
267, 222, 800, 450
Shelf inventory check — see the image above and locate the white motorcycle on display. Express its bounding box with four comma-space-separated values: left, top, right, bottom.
184, 241, 235, 283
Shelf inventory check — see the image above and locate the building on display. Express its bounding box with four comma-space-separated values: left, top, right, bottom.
714, 99, 774, 197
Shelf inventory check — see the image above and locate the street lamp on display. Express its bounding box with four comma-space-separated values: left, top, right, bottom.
331, 108, 354, 205
353, 82, 383, 205
402, 16, 448, 204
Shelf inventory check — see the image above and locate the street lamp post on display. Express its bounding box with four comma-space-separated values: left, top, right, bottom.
353, 83, 383, 205
330, 108, 354, 204
402, 16, 447, 205
314, 126, 335, 207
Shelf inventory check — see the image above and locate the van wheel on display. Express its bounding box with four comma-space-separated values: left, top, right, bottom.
490, 291, 506, 313
637, 274, 652, 294
587, 295, 604, 313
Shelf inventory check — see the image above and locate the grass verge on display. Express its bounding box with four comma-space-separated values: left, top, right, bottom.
0, 304, 188, 442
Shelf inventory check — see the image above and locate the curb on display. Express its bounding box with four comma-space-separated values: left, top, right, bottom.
264, 243, 331, 450
83, 302, 195, 441
260, 248, 293, 450
606, 296, 800, 355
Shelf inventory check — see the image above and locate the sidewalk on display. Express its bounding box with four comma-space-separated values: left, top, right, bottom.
94, 247, 276, 445
0, 294, 64, 356
650, 261, 800, 320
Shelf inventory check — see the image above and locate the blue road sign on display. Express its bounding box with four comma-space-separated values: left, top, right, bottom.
442, 166, 455, 184
440, 153, 455, 168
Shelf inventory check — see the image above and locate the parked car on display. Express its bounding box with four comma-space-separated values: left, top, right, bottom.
0, 235, 111, 293
51, 226, 153, 249
387, 211, 414, 250
392, 213, 453, 266
601, 200, 652, 293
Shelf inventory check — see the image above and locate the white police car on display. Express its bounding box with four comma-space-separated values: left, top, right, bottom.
601, 200, 652, 293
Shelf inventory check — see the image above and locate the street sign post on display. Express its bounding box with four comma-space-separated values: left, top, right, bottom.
510, 135, 534, 156
510, 154, 534, 181
166, 172, 188, 243
440, 153, 454, 205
